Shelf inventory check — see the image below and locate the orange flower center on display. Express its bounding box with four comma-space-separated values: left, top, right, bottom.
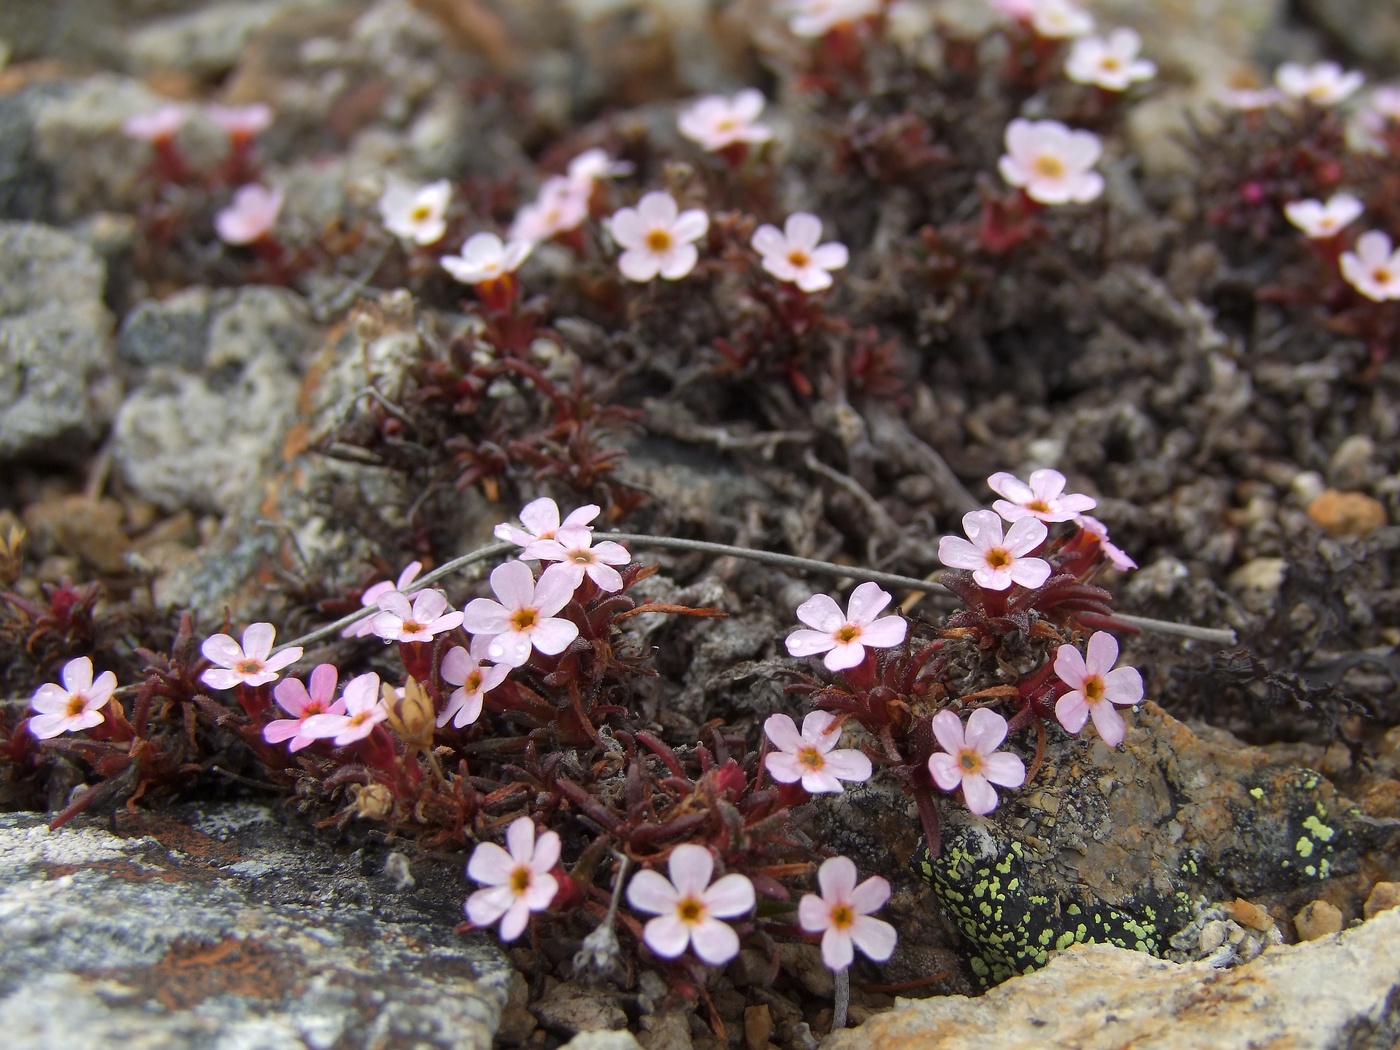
402, 619, 425, 634
834, 624, 861, 643
1373, 267, 1392, 285
465, 671, 482, 692
66, 695, 87, 717
510, 608, 539, 631
1083, 676, 1105, 702
787, 249, 811, 268
236, 659, 263, 675
1033, 154, 1066, 179
985, 548, 1012, 569
678, 896, 706, 924
646, 229, 673, 253
830, 904, 855, 930
511, 866, 533, 893
958, 749, 983, 774
798, 746, 825, 770
1027, 499, 1051, 513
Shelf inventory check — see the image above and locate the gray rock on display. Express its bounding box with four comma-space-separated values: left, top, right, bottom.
125, 0, 346, 80
827, 908, 1400, 1050
0, 804, 511, 1050
0, 222, 116, 462
118, 287, 214, 369
119, 285, 313, 371
0, 89, 56, 221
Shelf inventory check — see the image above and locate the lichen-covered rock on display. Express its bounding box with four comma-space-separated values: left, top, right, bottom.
0, 803, 511, 1050
827, 907, 1400, 1050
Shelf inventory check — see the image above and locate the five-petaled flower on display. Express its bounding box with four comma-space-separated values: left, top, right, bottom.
783, 0, 881, 39
998, 119, 1104, 205
28, 657, 117, 740
1076, 514, 1138, 572
527, 527, 631, 593
678, 89, 774, 153
216, 184, 283, 245
763, 711, 873, 793
1030, 0, 1093, 39
627, 844, 755, 965
752, 213, 850, 293
928, 708, 1027, 815
989, 468, 1096, 523
1340, 230, 1400, 301
265, 664, 344, 751
1285, 194, 1364, 240
938, 510, 1052, 591
1065, 28, 1155, 91
201, 622, 302, 689
567, 147, 632, 187
380, 179, 452, 245
463, 560, 580, 668
609, 192, 709, 282
1054, 631, 1144, 746
123, 103, 189, 142
495, 497, 599, 549
344, 561, 422, 639
206, 103, 273, 138
441, 232, 533, 285
439, 637, 511, 729
466, 817, 562, 942
786, 581, 907, 671
1274, 61, 1364, 107
300, 672, 386, 746
797, 856, 897, 970
509, 176, 590, 244
371, 588, 464, 644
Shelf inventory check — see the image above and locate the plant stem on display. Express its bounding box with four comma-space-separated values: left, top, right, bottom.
833, 967, 850, 1031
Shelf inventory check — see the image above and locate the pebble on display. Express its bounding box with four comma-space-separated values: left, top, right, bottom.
1363, 882, 1400, 920
1306, 489, 1388, 538
1293, 900, 1344, 941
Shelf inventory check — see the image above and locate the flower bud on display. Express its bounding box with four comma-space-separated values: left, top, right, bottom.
383, 676, 435, 750
350, 782, 395, 821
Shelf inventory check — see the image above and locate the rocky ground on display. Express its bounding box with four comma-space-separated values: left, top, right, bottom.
2, 1, 1400, 1048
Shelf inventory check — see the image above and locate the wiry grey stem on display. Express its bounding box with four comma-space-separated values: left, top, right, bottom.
832, 967, 850, 1031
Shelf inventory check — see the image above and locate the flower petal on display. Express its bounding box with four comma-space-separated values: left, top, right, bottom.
703, 873, 755, 918
845, 582, 891, 625
1102, 665, 1144, 706
242, 622, 276, 661
201, 633, 245, 668
1054, 643, 1089, 689
491, 560, 536, 609
786, 628, 838, 658
642, 914, 691, 958
764, 713, 804, 753
505, 817, 536, 865
928, 752, 963, 792
964, 707, 1009, 754
859, 615, 907, 649
850, 875, 890, 915
981, 751, 1027, 788
930, 709, 966, 755
817, 856, 858, 900
1089, 702, 1127, 746
468, 841, 516, 885
850, 915, 898, 962
689, 917, 741, 965
627, 869, 681, 915
1056, 692, 1089, 733
61, 657, 94, 694
961, 773, 1000, 815
531, 617, 580, 655
821, 749, 873, 783
795, 593, 845, 633
668, 844, 715, 897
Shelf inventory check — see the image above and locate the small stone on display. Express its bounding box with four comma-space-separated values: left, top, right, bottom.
1294, 900, 1344, 941
1226, 898, 1275, 933
1199, 919, 1229, 954
743, 1005, 772, 1050
531, 983, 627, 1037
1327, 435, 1377, 490
21, 495, 130, 575
1227, 558, 1287, 613
1307, 489, 1388, 538
776, 942, 835, 998
1363, 882, 1400, 920
1291, 470, 1326, 506
557, 1032, 644, 1050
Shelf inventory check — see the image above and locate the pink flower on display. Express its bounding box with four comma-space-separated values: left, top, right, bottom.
1275, 61, 1364, 106
989, 468, 1096, 523
441, 232, 533, 285
797, 857, 897, 970
300, 672, 386, 746
343, 561, 423, 639
495, 497, 600, 549
1054, 631, 1143, 746
626, 844, 755, 965
371, 588, 464, 643
1341, 230, 1400, 301
527, 527, 631, 593
786, 581, 907, 671
1075, 514, 1137, 571
1218, 85, 1283, 110
380, 179, 452, 245
763, 711, 872, 793
1030, 0, 1094, 39
999, 119, 1104, 205
509, 177, 591, 244
990, 0, 1036, 20
937, 510, 1052, 591
566, 148, 633, 187
1065, 29, 1155, 91
122, 103, 189, 142
609, 192, 709, 282
783, 0, 881, 38
439, 638, 510, 729
215, 184, 283, 245
28, 658, 117, 740
752, 213, 849, 292
205, 103, 273, 137
678, 90, 773, 153
1284, 194, 1364, 239
265, 664, 345, 751
201, 622, 302, 690
462, 561, 580, 668
466, 817, 562, 941
928, 708, 1026, 815
1371, 86, 1400, 122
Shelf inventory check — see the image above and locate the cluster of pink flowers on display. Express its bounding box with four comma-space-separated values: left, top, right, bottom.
992, 0, 1093, 40
1280, 192, 1400, 304
123, 101, 272, 143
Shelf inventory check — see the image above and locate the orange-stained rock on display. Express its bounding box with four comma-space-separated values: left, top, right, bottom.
1306, 489, 1388, 537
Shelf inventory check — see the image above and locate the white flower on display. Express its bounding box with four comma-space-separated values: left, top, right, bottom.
1065, 29, 1155, 91
201, 622, 302, 689
783, 0, 881, 39
678, 90, 774, 153
609, 192, 709, 282
1284, 194, 1364, 239
927, 708, 1026, 815
495, 497, 600, 548
1030, 0, 1093, 39
1218, 85, 1283, 111
1275, 61, 1364, 107
1075, 514, 1138, 572
462, 561, 580, 668
937, 509, 1053, 591
763, 711, 872, 793
1371, 86, 1400, 122
626, 844, 755, 965
215, 184, 283, 245
509, 177, 590, 244
441, 232, 533, 285
797, 857, 897, 970
371, 588, 464, 643
1341, 230, 1400, 302
380, 179, 452, 245
205, 103, 273, 137
989, 468, 1096, 523
752, 213, 849, 293
439, 637, 510, 729
28, 658, 118, 740
786, 581, 907, 671
567, 148, 633, 187
527, 527, 631, 593
123, 104, 189, 142
466, 818, 561, 942
998, 119, 1104, 205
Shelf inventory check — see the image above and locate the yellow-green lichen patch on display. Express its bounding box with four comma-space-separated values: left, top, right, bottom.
1296, 837, 1315, 858
1249, 787, 1265, 800
1302, 815, 1334, 842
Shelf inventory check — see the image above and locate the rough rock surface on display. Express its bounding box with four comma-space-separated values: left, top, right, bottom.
0, 222, 116, 461
0, 803, 511, 1050
827, 907, 1400, 1050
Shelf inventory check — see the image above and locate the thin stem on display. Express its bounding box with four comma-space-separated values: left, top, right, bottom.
832, 967, 850, 1031
1106, 612, 1237, 646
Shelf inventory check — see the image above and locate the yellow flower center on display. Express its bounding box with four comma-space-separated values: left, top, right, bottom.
410, 204, 433, 222
678, 896, 707, 924
1373, 268, 1392, 285
66, 695, 87, 717
798, 746, 825, 770
510, 608, 539, 631
958, 749, 983, 774
787, 249, 811, 268
1027, 499, 1051, 513
834, 624, 860, 643
646, 229, 673, 253
830, 904, 855, 930
985, 548, 1012, 569
465, 670, 482, 692
1083, 676, 1105, 702
569, 550, 596, 565
1033, 154, 1066, 179
1101, 57, 1121, 71
402, 619, 425, 634
236, 658, 263, 675
511, 867, 533, 894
